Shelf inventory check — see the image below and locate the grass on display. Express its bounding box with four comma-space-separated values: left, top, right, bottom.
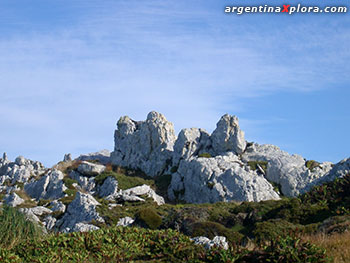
302, 232, 350, 263
0, 206, 44, 249
198, 152, 212, 158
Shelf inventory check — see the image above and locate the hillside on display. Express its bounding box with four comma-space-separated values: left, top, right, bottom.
0, 111, 349, 262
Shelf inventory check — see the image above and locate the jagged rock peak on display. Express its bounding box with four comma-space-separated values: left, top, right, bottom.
2, 152, 8, 161
211, 114, 246, 155
111, 111, 176, 177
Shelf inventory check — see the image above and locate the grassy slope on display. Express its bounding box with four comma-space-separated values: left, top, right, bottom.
2, 161, 350, 262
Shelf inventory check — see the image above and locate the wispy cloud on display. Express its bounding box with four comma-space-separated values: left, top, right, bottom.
0, 0, 349, 165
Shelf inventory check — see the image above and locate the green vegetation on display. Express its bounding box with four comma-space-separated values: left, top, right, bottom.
247, 160, 268, 173
0, 223, 328, 262
306, 160, 321, 171
2, 160, 350, 262
62, 177, 78, 190
95, 170, 154, 190
0, 206, 44, 249
198, 152, 212, 158
137, 208, 162, 229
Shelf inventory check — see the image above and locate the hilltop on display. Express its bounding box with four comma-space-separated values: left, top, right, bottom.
0, 111, 349, 262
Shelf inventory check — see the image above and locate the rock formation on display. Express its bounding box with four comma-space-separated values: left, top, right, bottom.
0, 111, 349, 235
111, 111, 176, 177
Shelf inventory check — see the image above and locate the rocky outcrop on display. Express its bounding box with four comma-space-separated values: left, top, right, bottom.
49, 200, 66, 213
63, 154, 72, 162
0, 155, 45, 184
69, 171, 96, 194
4, 192, 25, 207
77, 161, 106, 176
211, 114, 246, 155
57, 192, 104, 232
19, 206, 52, 223
111, 111, 176, 177
24, 170, 67, 200
172, 128, 211, 166
98, 176, 119, 200
168, 153, 280, 203
77, 150, 111, 165
242, 143, 333, 196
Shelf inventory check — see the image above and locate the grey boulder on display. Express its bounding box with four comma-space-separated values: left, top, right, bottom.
24, 169, 67, 200
57, 192, 104, 232
4, 192, 25, 207
168, 153, 280, 203
98, 176, 119, 200
77, 161, 106, 176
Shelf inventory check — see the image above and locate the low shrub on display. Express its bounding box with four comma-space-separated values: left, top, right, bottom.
137, 208, 162, 230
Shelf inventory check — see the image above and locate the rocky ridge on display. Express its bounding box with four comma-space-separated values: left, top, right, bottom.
0, 111, 349, 236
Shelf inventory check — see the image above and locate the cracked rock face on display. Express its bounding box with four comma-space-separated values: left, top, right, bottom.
242, 143, 333, 196
24, 169, 67, 200
168, 153, 280, 203
57, 192, 104, 232
98, 176, 119, 200
111, 111, 176, 177
211, 114, 246, 155
172, 128, 211, 166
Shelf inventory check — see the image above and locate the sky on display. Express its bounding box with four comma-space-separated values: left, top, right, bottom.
0, 0, 349, 166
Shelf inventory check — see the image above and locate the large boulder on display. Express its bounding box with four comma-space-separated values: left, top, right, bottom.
77, 161, 106, 176
4, 192, 25, 207
57, 192, 104, 232
122, 184, 165, 205
111, 111, 176, 177
211, 114, 246, 155
98, 176, 119, 200
24, 170, 67, 200
168, 153, 280, 203
76, 150, 111, 165
242, 143, 333, 196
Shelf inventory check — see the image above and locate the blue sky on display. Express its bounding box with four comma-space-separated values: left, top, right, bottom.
0, 0, 349, 166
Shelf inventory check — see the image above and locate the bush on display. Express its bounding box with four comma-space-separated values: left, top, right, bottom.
137, 208, 163, 230
253, 219, 300, 243
0, 206, 43, 249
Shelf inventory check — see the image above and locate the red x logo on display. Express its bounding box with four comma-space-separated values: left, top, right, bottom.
282, 5, 290, 12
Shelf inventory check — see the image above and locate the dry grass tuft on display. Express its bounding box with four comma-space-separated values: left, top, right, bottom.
302, 231, 350, 263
